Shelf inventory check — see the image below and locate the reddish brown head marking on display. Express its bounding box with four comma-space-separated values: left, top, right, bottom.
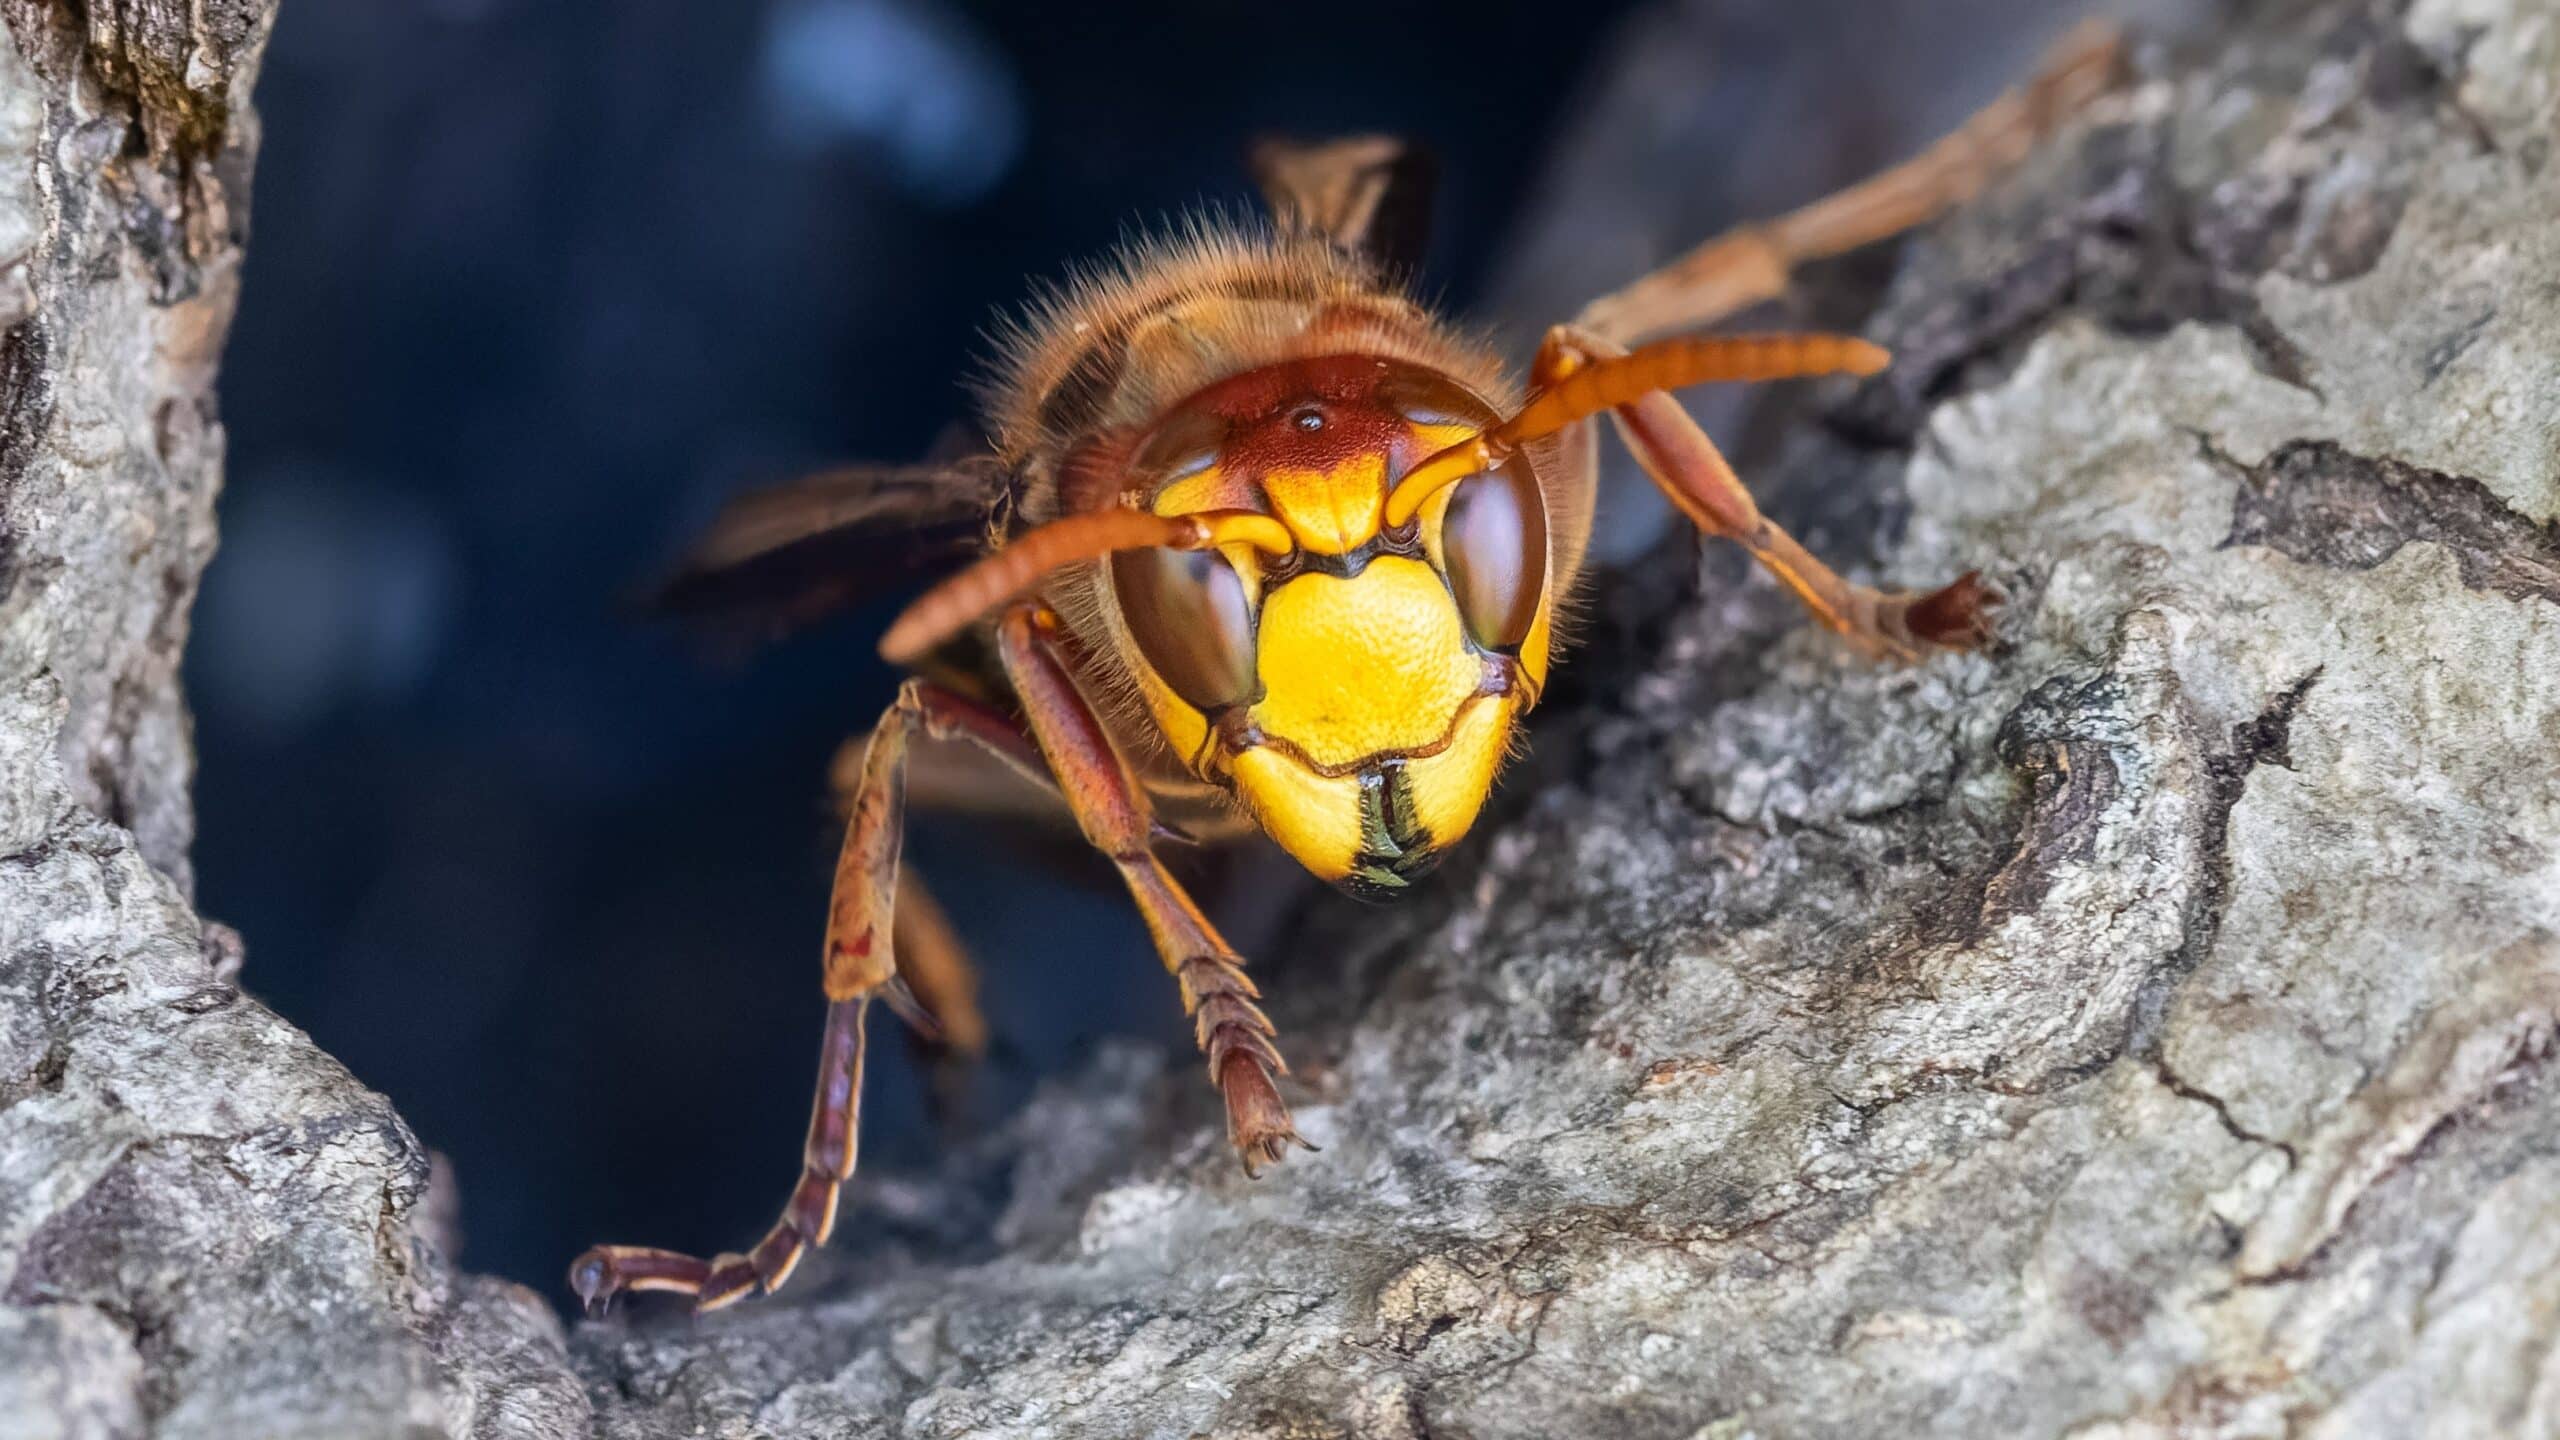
1137, 355, 1496, 553
1191, 356, 1416, 479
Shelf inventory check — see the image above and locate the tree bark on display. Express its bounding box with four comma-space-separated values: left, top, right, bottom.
0, 5, 582, 1437
8, 0, 2560, 1436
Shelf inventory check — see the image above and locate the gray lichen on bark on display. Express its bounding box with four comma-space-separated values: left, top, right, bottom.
5, 0, 2559, 1436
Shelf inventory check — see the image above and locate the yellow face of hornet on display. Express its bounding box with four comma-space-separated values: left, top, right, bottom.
1104, 357, 1555, 900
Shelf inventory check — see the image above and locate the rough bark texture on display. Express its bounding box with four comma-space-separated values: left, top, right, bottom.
7, 0, 2560, 1436
571, 2, 2560, 1435
0, 4, 583, 1438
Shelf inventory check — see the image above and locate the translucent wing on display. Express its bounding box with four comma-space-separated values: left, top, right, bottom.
647, 457, 1013, 641
1248, 134, 1439, 277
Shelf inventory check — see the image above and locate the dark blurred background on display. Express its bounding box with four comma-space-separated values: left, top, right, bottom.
192, 0, 2111, 1296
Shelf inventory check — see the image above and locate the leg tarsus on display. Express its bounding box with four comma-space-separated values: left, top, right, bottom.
1219, 1049, 1318, 1176
564, 1240, 777, 1317
568, 1246, 708, 1318
1174, 949, 1313, 1172
1897, 570, 2004, 651
1742, 516, 2002, 663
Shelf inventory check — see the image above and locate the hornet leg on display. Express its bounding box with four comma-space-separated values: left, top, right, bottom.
1573, 20, 2123, 346
568, 681, 1024, 1314
995, 604, 1311, 1173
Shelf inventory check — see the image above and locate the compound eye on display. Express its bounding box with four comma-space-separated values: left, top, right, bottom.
1110, 547, 1261, 713
1440, 456, 1548, 652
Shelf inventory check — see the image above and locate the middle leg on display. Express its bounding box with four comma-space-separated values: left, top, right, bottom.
568, 677, 1011, 1314
1537, 326, 1996, 660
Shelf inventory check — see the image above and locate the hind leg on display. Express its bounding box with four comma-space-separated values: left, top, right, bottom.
1574, 20, 2123, 346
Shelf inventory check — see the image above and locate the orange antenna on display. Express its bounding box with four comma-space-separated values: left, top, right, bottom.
1384, 332, 1890, 526
880, 507, 1292, 663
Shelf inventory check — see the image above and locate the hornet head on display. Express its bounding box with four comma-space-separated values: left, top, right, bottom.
1105, 356, 1554, 899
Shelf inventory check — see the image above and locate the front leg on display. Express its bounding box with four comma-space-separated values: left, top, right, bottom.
995, 604, 1310, 1172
